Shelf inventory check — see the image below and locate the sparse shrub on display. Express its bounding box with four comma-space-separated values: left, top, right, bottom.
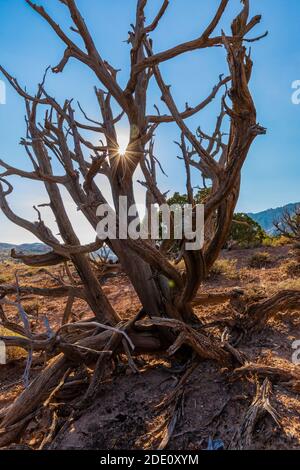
0, 326, 27, 361
276, 278, 300, 291
210, 258, 238, 279
0, 273, 11, 284
285, 261, 300, 278
248, 252, 272, 269
227, 213, 266, 248
261, 236, 272, 247
262, 235, 291, 247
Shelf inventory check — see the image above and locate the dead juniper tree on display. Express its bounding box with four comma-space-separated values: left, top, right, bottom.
274, 206, 300, 241
0, 0, 265, 324
274, 206, 300, 259
0, 0, 295, 447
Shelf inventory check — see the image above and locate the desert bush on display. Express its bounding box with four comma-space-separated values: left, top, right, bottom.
0, 273, 11, 284
0, 326, 27, 361
262, 235, 291, 247
228, 213, 266, 248
248, 252, 272, 269
285, 261, 300, 278
210, 259, 239, 279
275, 278, 300, 291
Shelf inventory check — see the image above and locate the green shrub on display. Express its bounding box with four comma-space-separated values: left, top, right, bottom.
228, 213, 266, 248
210, 258, 238, 279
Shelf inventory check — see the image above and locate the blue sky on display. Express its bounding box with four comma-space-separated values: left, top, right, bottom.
0, 0, 300, 243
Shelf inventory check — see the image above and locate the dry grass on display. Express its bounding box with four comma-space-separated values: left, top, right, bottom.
0, 326, 27, 361
285, 261, 300, 278
275, 278, 300, 291
0, 273, 12, 284
248, 252, 272, 269
210, 258, 239, 280
262, 236, 292, 248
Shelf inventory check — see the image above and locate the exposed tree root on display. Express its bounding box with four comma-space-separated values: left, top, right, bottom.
0, 354, 69, 448
233, 363, 300, 392
1, 285, 299, 449
0, 411, 37, 450
157, 390, 185, 450
0, 314, 239, 447
244, 290, 300, 330
156, 359, 199, 411
79, 330, 121, 406
38, 411, 58, 450
141, 360, 197, 450
229, 378, 281, 450
144, 317, 233, 365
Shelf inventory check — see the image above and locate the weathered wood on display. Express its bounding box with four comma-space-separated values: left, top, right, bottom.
11, 249, 67, 267
0, 354, 69, 447
0, 0, 268, 447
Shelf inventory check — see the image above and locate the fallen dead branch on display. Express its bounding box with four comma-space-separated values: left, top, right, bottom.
157, 390, 185, 450
142, 360, 196, 450
0, 354, 69, 447
144, 317, 235, 365
11, 249, 67, 267
191, 288, 244, 307
38, 411, 58, 450
233, 362, 300, 392
230, 378, 281, 450
0, 283, 85, 300
156, 359, 199, 411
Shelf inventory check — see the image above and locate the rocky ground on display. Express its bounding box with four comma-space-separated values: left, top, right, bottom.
0, 245, 299, 450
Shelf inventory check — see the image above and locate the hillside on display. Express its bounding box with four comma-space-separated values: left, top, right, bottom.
1, 244, 299, 450
0, 243, 49, 256
248, 202, 300, 234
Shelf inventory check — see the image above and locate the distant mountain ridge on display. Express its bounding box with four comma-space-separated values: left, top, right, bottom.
248, 202, 300, 235
0, 243, 49, 254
